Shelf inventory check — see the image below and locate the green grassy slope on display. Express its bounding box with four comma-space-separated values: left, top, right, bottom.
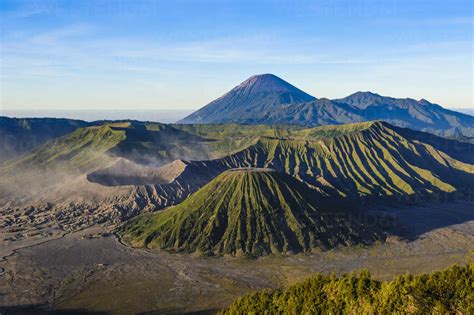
119, 169, 380, 256
2, 121, 295, 177
195, 121, 474, 201
106, 122, 212, 165
173, 123, 304, 139
0, 121, 213, 174
1, 124, 126, 174
2, 120, 472, 210
291, 121, 375, 139
0, 121, 217, 199
0, 123, 130, 199
0, 116, 89, 163
221, 264, 474, 314
95, 120, 473, 212
173, 123, 306, 158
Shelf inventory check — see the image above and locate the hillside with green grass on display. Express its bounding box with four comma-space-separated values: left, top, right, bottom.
0, 121, 215, 200
173, 123, 306, 158
119, 169, 381, 256
87, 120, 474, 213
173, 123, 304, 139
0, 121, 212, 174
2, 120, 473, 222
0, 116, 89, 163
1, 121, 297, 177
2, 124, 126, 173
177, 121, 474, 203
221, 263, 474, 314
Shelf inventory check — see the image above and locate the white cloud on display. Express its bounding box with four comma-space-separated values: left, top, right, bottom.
1, 22, 472, 110
30, 24, 93, 44
1, 26, 371, 82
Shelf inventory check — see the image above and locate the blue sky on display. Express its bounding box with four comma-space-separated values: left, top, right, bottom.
1, 0, 472, 111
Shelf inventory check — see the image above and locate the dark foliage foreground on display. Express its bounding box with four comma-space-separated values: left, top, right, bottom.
222, 263, 473, 314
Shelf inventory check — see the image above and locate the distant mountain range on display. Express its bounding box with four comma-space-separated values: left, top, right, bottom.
179, 74, 474, 138
1, 74, 472, 164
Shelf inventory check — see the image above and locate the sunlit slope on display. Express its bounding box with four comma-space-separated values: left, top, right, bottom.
1, 121, 294, 177
173, 123, 306, 158
173, 123, 305, 139
1, 125, 126, 175
0, 121, 211, 174
120, 169, 380, 256
0, 116, 89, 163
0, 121, 213, 198
188, 121, 474, 201
3, 120, 472, 209
105, 121, 474, 211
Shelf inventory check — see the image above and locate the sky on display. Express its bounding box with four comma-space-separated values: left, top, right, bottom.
0, 0, 473, 112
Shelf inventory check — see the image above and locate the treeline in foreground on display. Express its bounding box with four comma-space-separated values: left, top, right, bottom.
221, 264, 473, 314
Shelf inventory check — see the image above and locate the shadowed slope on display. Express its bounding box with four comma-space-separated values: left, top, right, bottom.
2, 121, 473, 235
179, 74, 473, 137
90, 121, 474, 213
120, 169, 380, 256
0, 116, 89, 163
178, 74, 315, 124
0, 121, 211, 177
337, 92, 474, 137
253, 95, 474, 137
0, 121, 213, 203
160, 121, 474, 204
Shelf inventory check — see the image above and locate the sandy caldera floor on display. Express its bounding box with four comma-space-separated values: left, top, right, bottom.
0, 201, 473, 314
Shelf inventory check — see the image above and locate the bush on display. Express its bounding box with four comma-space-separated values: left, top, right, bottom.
221, 264, 474, 314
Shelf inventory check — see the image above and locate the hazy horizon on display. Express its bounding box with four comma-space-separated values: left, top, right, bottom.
1, 1, 473, 111
2, 106, 473, 124
0, 109, 193, 123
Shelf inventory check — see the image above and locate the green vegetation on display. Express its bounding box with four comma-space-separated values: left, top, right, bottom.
173, 123, 307, 158
0, 116, 89, 162
222, 264, 474, 314
119, 169, 380, 256
173, 123, 304, 139
0, 121, 212, 175
2, 124, 126, 173
106, 122, 212, 165
203, 121, 473, 201
292, 121, 375, 140
2, 120, 473, 207
173, 122, 370, 141
173, 123, 376, 158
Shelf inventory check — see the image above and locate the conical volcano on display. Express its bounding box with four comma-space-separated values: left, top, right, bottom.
120, 168, 379, 256
178, 74, 315, 124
